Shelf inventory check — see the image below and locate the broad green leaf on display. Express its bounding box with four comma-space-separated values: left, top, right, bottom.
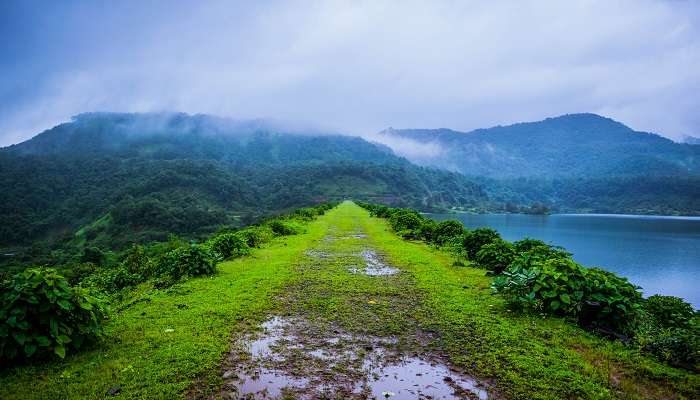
54, 344, 66, 358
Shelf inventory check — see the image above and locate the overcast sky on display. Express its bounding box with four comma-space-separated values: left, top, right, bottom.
1, 0, 699, 146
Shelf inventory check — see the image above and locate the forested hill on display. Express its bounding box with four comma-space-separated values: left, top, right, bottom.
0, 113, 488, 264
379, 113, 700, 178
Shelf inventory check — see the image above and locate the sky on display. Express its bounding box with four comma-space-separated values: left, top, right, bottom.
1, 0, 699, 146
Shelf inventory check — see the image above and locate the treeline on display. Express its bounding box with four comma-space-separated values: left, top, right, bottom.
357, 202, 699, 371
0, 202, 336, 365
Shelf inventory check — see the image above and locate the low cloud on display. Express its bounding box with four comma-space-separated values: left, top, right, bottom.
1, 0, 699, 146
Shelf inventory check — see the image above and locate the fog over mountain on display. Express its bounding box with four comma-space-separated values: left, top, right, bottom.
2, 0, 700, 146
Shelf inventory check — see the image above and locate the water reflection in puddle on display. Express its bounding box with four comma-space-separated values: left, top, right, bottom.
354, 249, 400, 276
223, 317, 489, 399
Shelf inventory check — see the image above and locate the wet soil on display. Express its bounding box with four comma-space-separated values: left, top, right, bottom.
218, 219, 490, 399
221, 316, 488, 400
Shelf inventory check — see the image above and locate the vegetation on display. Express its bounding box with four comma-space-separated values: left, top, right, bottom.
0, 268, 105, 362
357, 201, 699, 372
0, 202, 697, 399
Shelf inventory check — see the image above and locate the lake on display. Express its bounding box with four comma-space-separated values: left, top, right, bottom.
427, 213, 700, 308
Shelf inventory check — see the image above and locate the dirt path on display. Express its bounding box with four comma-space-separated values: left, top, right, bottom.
217, 204, 490, 399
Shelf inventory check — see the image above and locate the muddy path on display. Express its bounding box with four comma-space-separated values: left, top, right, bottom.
217, 209, 490, 399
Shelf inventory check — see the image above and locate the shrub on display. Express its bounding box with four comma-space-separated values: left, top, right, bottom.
84, 266, 139, 292
492, 264, 541, 309
462, 228, 500, 260
432, 220, 465, 246
579, 268, 642, 334
641, 325, 699, 371
643, 295, 695, 329
388, 209, 424, 233
0, 268, 105, 362
476, 239, 516, 274
417, 219, 437, 242
120, 244, 152, 276
236, 226, 274, 248
268, 219, 303, 236
207, 232, 251, 260
155, 245, 215, 279
493, 259, 642, 334
293, 208, 318, 220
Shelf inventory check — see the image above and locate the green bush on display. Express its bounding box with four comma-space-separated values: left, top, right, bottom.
155, 245, 215, 279
462, 228, 500, 260
431, 220, 465, 245
236, 226, 275, 248
475, 239, 516, 274
417, 219, 437, 242
579, 268, 642, 334
0, 268, 105, 362
207, 232, 251, 260
493, 259, 642, 334
643, 295, 695, 329
388, 209, 424, 234
641, 325, 699, 371
268, 219, 303, 236
120, 244, 152, 276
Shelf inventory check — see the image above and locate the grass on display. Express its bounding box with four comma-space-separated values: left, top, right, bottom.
0, 214, 329, 399
1, 201, 697, 399
359, 204, 699, 399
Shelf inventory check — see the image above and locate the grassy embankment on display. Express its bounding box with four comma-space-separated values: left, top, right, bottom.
1, 201, 697, 399
0, 214, 330, 399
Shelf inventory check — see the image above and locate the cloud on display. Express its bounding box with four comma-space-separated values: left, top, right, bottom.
1, 0, 699, 146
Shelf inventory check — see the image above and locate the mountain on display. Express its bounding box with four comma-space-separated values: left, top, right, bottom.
0, 112, 490, 267
378, 113, 700, 178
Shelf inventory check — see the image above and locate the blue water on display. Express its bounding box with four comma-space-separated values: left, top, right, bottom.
427, 213, 700, 308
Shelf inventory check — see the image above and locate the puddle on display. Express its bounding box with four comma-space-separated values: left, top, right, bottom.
222, 317, 489, 399
355, 250, 399, 276
304, 249, 332, 259
363, 356, 489, 400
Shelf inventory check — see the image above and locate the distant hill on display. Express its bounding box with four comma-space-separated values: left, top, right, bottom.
683, 135, 700, 145
378, 113, 700, 178
0, 113, 489, 264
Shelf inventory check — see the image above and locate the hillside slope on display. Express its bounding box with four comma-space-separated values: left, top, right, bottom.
0, 113, 489, 263
379, 113, 700, 178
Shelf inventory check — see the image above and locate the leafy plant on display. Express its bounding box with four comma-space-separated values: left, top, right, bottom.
475, 239, 515, 274
461, 228, 500, 260
643, 295, 695, 329
207, 233, 250, 260
579, 267, 642, 334
236, 226, 275, 248
388, 209, 424, 234
268, 219, 303, 236
155, 245, 215, 279
0, 268, 105, 363
431, 220, 465, 245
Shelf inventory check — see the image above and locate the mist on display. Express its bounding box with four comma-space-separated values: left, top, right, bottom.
1, 0, 699, 146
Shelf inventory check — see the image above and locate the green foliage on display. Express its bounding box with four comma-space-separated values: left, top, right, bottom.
207, 233, 251, 260
644, 295, 695, 329
475, 239, 515, 274
0, 268, 105, 363
640, 325, 699, 371
431, 220, 464, 245
387, 208, 424, 235
580, 267, 643, 334
267, 219, 303, 236
461, 227, 500, 260
155, 245, 216, 280
80, 246, 105, 265
236, 226, 275, 248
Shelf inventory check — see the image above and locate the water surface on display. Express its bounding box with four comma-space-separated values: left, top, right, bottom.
428, 213, 700, 308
